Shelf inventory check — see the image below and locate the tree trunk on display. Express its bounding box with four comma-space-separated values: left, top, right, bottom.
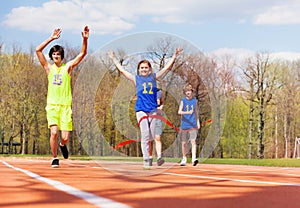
275, 105, 278, 158
248, 82, 254, 159
284, 111, 288, 158
21, 122, 28, 155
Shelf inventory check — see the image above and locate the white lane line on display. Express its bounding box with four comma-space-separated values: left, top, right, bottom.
226, 170, 300, 178
192, 165, 300, 178
163, 172, 300, 187
2, 161, 131, 208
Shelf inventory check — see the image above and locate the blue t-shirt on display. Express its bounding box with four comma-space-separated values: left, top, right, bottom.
180, 97, 197, 130
135, 73, 157, 112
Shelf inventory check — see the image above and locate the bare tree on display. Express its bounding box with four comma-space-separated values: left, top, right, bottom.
242, 52, 278, 158
273, 61, 300, 158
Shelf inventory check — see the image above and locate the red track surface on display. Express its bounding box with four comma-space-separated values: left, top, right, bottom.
1, 157, 300, 208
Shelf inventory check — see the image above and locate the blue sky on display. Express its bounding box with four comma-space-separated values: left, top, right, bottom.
1, 0, 300, 60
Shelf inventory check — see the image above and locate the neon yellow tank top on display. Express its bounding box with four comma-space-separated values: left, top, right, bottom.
47, 64, 72, 105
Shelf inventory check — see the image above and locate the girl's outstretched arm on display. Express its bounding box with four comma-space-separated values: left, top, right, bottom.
156, 47, 183, 79
108, 50, 135, 83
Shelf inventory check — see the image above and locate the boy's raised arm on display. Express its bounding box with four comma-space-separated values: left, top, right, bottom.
36, 28, 62, 73
67, 26, 89, 73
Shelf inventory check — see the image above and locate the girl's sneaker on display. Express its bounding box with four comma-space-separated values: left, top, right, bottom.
143, 160, 150, 170
157, 157, 165, 166
149, 158, 153, 166
180, 157, 187, 166
192, 159, 199, 166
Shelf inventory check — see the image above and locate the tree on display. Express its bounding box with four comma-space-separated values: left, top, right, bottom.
271, 61, 300, 158
242, 53, 279, 159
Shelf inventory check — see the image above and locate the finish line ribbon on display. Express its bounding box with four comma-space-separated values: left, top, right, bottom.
114, 115, 212, 149
138, 115, 179, 131
115, 139, 136, 149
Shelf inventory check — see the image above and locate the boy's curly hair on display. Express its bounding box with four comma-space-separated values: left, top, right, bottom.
183, 83, 194, 93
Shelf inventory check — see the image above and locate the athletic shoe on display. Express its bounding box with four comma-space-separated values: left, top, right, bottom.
60, 144, 69, 159
149, 158, 153, 166
51, 158, 59, 168
193, 159, 199, 166
157, 157, 165, 166
180, 158, 187, 166
143, 160, 150, 170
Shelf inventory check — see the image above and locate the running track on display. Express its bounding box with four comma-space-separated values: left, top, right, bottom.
1, 157, 300, 208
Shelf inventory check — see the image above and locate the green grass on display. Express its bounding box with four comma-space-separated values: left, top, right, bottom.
202, 158, 300, 168
2, 154, 300, 167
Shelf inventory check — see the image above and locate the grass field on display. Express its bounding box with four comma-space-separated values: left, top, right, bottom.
2, 154, 300, 167
202, 158, 300, 167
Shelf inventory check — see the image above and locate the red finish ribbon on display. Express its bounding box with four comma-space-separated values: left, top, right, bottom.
114, 116, 212, 149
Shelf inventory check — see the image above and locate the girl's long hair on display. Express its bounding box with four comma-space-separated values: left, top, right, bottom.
136, 60, 154, 77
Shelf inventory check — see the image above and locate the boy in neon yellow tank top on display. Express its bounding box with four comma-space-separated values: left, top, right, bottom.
36, 26, 89, 167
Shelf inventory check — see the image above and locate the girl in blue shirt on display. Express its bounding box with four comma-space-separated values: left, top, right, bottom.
109, 48, 182, 169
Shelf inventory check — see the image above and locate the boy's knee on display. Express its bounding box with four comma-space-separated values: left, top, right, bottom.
50, 128, 59, 137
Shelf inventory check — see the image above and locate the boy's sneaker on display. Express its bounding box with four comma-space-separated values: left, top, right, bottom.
60, 144, 69, 159
193, 159, 199, 166
143, 160, 151, 170
149, 158, 153, 166
157, 157, 165, 166
180, 158, 187, 166
51, 158, 59, 168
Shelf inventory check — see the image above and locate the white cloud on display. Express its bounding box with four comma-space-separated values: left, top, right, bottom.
209, 48, 300, 63
269, 52, 300, 61
3, 0, 300, 36
208, 48, 254, 64
254, 1, 300, 25
2, 0, 136, 34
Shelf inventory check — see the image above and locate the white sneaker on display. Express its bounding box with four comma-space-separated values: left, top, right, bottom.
180, 158, 187, 166
143, 160, 150, 169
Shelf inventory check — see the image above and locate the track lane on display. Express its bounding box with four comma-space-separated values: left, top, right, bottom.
0, 160, 97, 208
1, 158, 300, 208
